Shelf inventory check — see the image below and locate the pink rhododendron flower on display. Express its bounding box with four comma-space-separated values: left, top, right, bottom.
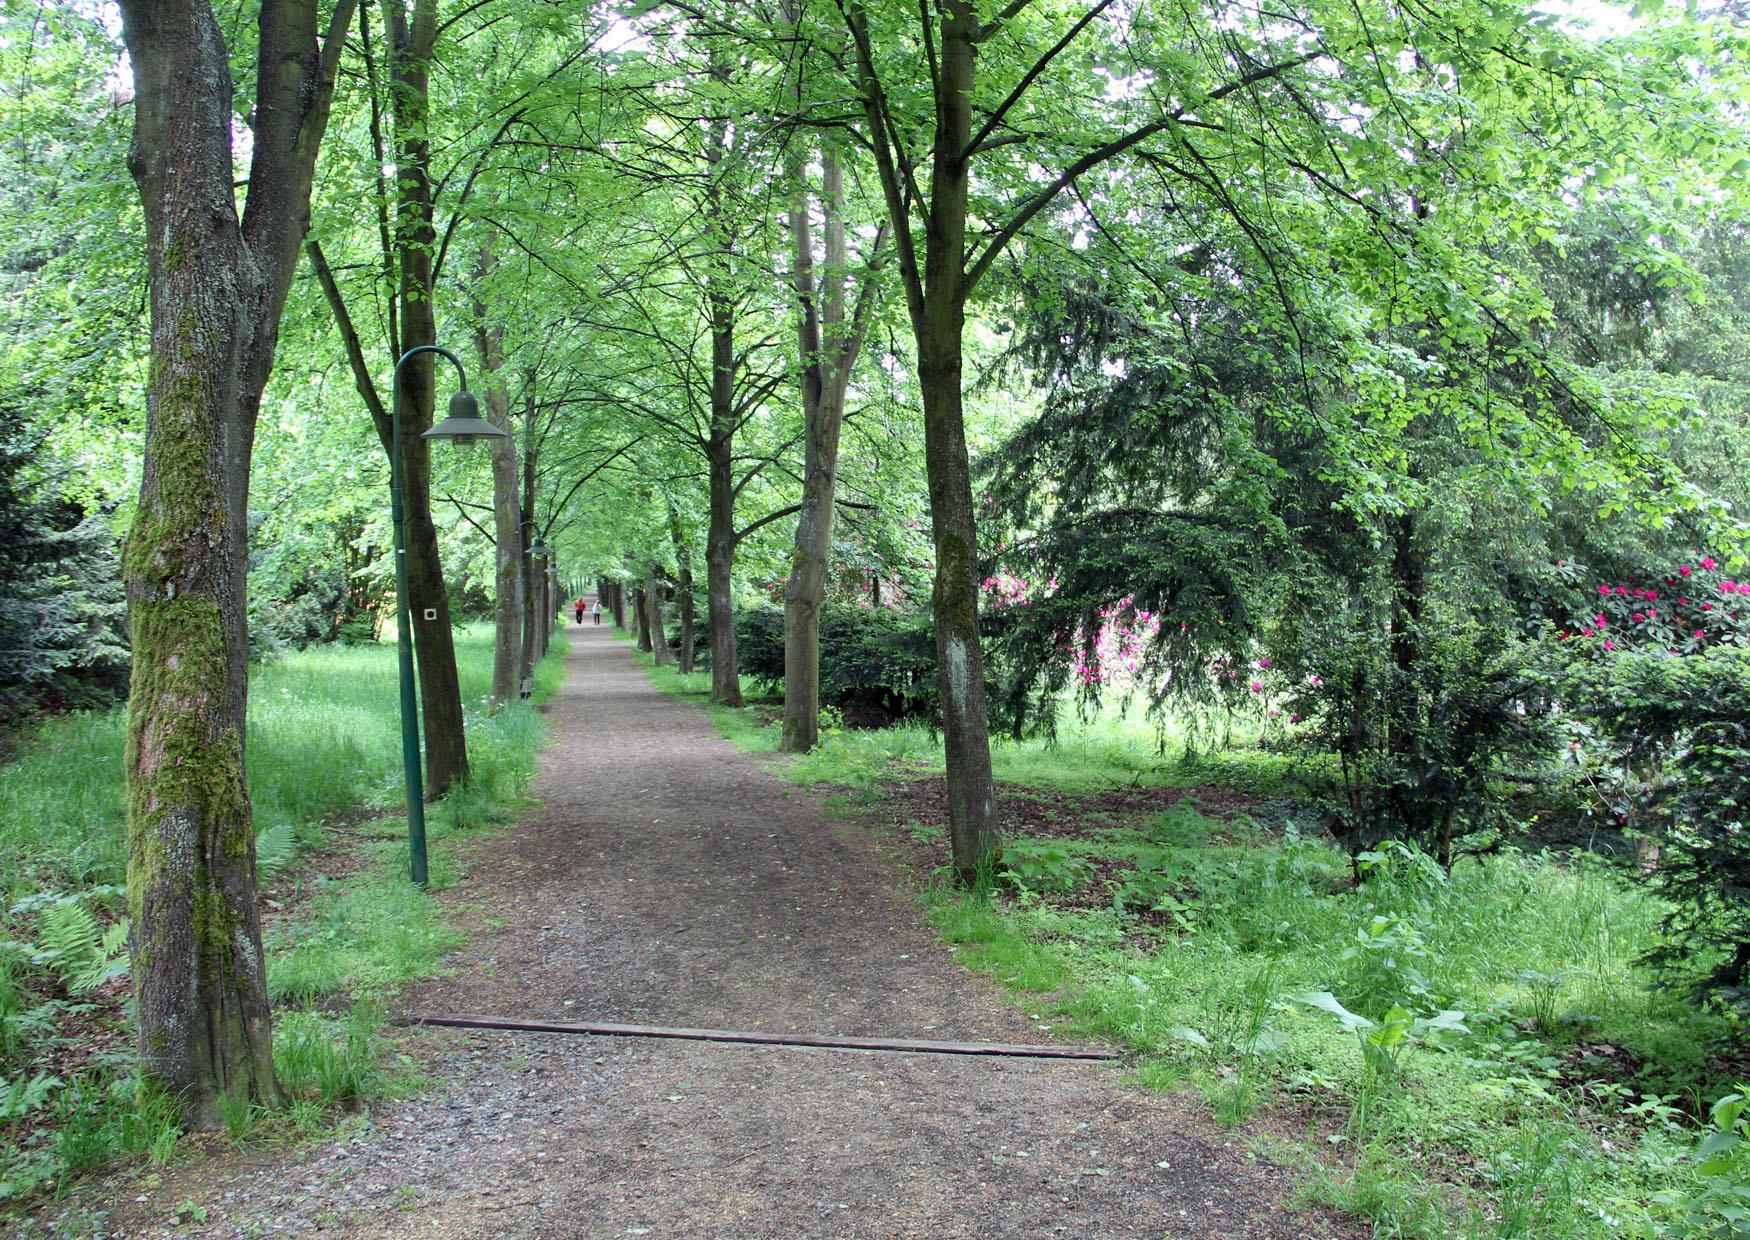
1681, 565, 1692, 576
1257, 657, 1273, 669
1702, 557, 1718, 569
1615, 586, 1630, 595
1582, 627, 1595, 637
1249, 680, 1262, 692
1695, 630, 1705, 639
1598, 585, 1611, 596
1603, 641, 1616, 650
1704, 603, 1715, 611
1633, 612, 1645, 623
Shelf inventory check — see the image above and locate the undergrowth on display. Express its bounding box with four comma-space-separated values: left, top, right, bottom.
0, 626, 566, 1207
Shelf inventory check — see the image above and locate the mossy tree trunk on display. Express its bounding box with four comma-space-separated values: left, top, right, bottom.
117, 0, 354, 1125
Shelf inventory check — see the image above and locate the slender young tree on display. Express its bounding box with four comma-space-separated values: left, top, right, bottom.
116, 0, 356, 1124
835, 0, 1335, 881
780, 140, 887, 751
469, 245, 523, 709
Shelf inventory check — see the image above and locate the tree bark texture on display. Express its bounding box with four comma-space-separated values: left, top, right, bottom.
547, 562, 560, 653
117, 0, 354, 1124
705, 434, 740, 704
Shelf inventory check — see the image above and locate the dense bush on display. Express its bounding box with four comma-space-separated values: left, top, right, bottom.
1561, 646, 1750, 1012
1267, 606, 1551, 867
737, 601, 939, 720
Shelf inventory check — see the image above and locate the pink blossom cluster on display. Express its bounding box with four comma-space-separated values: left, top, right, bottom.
1557, 553, 1748, 657
1064, 595, 1162, 686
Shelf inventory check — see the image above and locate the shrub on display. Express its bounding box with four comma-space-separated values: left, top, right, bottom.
1269, 607, 1550, 867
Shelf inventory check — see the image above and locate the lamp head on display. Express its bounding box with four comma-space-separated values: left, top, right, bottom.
424, 391, 508, 453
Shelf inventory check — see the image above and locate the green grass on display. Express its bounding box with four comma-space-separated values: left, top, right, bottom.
0, 626, 567, 1205
633, 646, 1745, 1240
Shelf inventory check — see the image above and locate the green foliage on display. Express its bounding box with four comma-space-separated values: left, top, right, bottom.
273, 1003, 392, 1108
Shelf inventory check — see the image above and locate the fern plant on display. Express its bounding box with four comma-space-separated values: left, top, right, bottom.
253, 822, 298, 880
34, 901, 129, 996
0, 1071, 60, 1122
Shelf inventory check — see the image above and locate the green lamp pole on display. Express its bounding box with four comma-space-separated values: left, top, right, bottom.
389, 344, 508, 887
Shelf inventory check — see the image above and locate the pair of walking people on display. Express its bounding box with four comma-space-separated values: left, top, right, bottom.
574, 598, 602, 626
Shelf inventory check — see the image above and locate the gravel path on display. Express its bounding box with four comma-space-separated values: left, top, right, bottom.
78, 625, 1358, 1239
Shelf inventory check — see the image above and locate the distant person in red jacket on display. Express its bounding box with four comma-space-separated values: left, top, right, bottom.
574, 598, 585, 625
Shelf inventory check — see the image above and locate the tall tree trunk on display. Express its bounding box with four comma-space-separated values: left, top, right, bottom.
535, 559, 551, 658
705, 436, 740, 703
547, 562, 560, 653
471, 247, 521, 711
668, 509, 696, 673
385, 0, 467, 795
647, 565, 669, 666
117, 0, 354, 1125
849, 0, 997, 882
779, 141, 882, 752
517, 427, 539, 696
635, 585, 652, 651
610, 579, 626, 629
700, 86, 744, 707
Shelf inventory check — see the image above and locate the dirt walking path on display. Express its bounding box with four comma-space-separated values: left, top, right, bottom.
90, 626, 1357, 1239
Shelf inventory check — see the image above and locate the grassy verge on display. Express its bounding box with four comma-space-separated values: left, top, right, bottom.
633, 646, 1746, 1240
0, 626, 567, 1207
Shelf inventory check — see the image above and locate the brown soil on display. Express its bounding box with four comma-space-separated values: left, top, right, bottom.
52, 626, 1361, 1240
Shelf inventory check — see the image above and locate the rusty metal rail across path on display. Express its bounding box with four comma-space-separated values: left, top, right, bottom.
404, 1013, 1121, 1061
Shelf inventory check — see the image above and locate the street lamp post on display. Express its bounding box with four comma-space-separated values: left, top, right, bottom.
389, 344, 508, 887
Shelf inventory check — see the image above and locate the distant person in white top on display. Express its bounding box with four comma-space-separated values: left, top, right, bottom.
591, 599, 603, 626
